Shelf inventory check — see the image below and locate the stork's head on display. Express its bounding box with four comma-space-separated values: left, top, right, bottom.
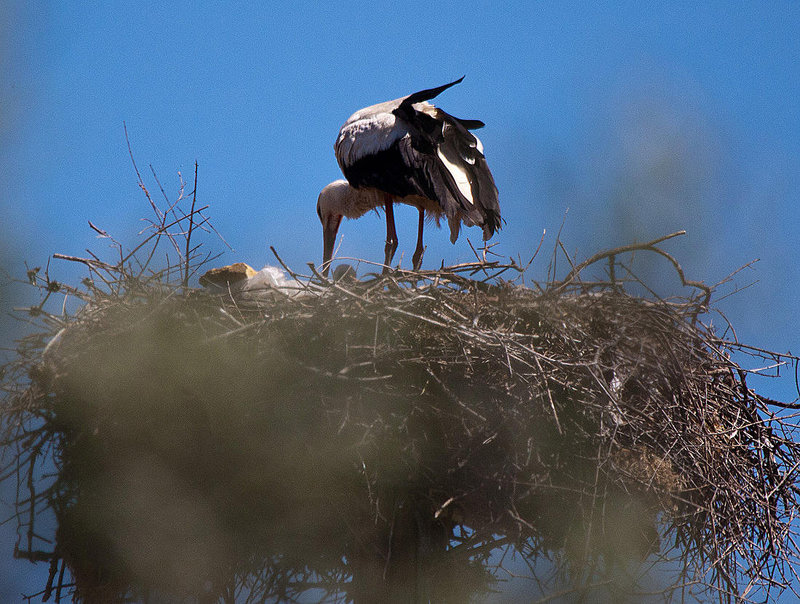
317, 180, 348, 277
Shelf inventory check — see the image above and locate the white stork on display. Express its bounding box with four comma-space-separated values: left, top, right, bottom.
318, 77, 500, 276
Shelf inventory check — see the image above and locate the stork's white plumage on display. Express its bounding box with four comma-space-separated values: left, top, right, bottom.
319, 77, 500, 276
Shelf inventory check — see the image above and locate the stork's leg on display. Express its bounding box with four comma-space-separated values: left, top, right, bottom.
412, 208, 425, 270
383, 193, 398, 273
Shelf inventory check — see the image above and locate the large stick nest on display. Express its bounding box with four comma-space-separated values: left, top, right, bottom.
2, 206, 800, 602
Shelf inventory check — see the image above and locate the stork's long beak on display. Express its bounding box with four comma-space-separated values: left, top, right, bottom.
322, 215, 342, 277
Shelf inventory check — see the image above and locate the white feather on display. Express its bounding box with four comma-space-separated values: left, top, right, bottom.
437, 149, 473, 205
473, 133, 484, 154
242, 266, 306, 299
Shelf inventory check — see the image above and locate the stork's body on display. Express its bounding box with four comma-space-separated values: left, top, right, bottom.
319, 77, 500, 276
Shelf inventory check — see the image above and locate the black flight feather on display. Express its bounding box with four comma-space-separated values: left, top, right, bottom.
399, 76, 465, 109
454, 118, 485, 130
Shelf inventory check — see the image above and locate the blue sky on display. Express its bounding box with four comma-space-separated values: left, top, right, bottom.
2, 1, 799, 600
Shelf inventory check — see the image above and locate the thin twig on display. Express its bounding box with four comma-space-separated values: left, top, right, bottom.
183, 162, 198, 289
